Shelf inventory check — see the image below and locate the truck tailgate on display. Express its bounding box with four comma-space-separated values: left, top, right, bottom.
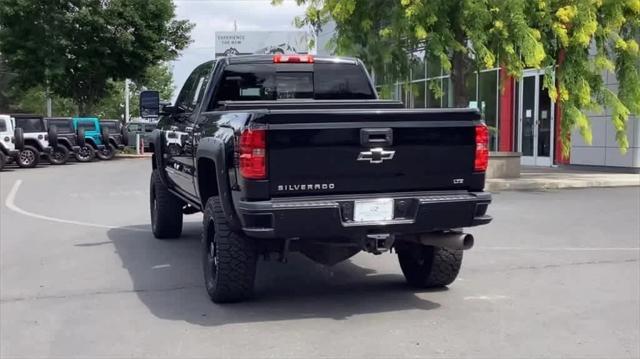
260, 108, 484, 196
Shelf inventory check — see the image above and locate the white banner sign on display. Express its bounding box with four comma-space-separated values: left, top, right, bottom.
215, 31, 310, 58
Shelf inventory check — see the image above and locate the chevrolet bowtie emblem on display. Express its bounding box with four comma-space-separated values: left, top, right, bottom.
357, 147, 395, 164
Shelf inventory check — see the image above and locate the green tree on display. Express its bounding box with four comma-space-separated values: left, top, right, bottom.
94, 63, 175, 119
280, 0, 640, 154
0, 55, 15, 112
0, 0, 192, 115
7, 86, 76, 116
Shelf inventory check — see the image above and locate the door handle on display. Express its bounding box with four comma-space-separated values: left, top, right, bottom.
360, 128, 393, 146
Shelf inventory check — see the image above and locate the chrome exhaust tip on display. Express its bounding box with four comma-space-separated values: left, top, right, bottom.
418, 232, 474, 250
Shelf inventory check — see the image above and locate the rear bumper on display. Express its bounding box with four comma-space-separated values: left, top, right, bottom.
235, 191, 492, 240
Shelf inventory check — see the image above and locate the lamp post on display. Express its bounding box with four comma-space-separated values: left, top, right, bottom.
124, 79, 130, 123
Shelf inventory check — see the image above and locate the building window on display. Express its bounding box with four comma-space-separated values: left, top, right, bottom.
411, 81, 426, 108
410, 52, 426, 81
384, 54, 501, 151
479, 69, 499, 150
426, 79, 442, 108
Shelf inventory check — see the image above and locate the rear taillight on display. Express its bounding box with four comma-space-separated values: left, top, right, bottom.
474, 124, 489, 172
239, 129, 266, 179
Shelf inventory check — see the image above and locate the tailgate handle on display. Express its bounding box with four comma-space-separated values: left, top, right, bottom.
361, 128, 393, 146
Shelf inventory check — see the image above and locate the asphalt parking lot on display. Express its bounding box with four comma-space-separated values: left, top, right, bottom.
1, 159, 639, 359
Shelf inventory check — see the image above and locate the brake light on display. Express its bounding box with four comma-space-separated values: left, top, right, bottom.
273, 54, 314, 63
474, 124, 489, 172
239, 129, 266, 179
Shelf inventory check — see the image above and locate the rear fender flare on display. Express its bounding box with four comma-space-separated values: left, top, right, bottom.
84, 138, 100, 149
196, 135, 240, 231
23, 138, 44, 152
56, 137, 74, 150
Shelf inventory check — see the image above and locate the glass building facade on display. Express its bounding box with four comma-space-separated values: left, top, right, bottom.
375, 55, 501, 151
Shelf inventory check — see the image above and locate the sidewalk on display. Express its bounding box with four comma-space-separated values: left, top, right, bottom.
486, 166, 640, 191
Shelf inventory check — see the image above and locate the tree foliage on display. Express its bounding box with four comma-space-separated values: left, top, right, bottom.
0, 0, 193, 115
4, 62, 175, 119
95, 62, 175, 119
0, 56, 15, 112
281, 0, 640, 154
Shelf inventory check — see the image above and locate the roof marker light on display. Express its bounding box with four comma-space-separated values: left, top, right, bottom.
273, 54, 314, 63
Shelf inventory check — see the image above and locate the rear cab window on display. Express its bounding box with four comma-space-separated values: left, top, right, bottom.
127, 124, 142, 132
0, 120, 6, 132
77, 122, 96, 131
100, 121, 120, 131
210, 61, 376, 108
48, 119, 73, 133
15, 117, 45, 133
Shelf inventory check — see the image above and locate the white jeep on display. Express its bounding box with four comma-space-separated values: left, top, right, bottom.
0, 114, 24, 170
12, 114, 52, 168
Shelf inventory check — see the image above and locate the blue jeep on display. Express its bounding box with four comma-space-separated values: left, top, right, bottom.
72, 117, 116, 160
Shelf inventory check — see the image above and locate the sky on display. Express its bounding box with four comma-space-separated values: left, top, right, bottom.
170, 0, 307, 98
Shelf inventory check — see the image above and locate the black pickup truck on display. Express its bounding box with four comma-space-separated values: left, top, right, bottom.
143, 54, 492, 303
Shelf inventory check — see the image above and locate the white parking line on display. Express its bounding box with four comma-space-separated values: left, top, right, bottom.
5, 179, 639, 251
5, 180, 146, 232
464, 295, 510, 301
477, 246, 640, 251
152, 264, 171, 269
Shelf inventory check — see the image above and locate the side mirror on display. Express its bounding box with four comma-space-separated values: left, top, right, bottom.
139, 90, 160, 119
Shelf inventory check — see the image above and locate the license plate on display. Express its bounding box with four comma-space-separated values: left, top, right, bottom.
353, 199, 394, 222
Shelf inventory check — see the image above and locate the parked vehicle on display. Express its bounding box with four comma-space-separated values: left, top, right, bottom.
145, 55, 492, 303
0, 114, 24, 170
100, 120, 127, 150
72, 117, 113, 160
13, 114, 52, 168
124, 121, 156, 151
44, 117, 92, 162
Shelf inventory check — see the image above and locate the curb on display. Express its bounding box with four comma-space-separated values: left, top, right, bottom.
116, 154, 152, 159
486, 178, 640, 191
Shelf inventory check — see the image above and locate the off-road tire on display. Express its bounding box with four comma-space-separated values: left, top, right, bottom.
49, 145, 69, 165
396, 242, 463, 288
96, 144, 116, 160
202, 196, 257, 303
16, 145, 40, 168
0, 151, 5, 170
75, 145, 95, 162
150, 170, 183, 239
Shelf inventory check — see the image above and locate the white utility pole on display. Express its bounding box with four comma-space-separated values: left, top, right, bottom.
124, 79, 130, 122
46, 97, 52, 117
